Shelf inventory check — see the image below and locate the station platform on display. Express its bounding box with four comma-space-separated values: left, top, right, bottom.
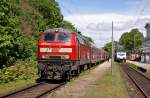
127, 60, 150, 71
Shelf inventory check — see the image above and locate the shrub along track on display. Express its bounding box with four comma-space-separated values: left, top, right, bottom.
121, 63, 150, 98
0, 82, 65, 98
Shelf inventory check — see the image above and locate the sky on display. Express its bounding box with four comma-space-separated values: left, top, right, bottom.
56, 0, 150, 47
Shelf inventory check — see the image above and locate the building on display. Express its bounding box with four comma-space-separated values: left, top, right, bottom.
141, 23, 150, 63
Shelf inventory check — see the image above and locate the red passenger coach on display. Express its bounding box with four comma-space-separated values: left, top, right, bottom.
130, 53, 140, 61
91, 45, 101, 64
37, 28, 108, 80
100, 50, 108, 61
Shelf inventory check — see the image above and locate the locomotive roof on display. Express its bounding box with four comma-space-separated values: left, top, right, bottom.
44, 28, 95, 45
45, 28, 74, 33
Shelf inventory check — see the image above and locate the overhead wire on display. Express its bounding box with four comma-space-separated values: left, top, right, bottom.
117, 0, 150, 35
132, 0, 150, 27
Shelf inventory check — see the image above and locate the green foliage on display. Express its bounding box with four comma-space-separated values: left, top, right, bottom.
22, 0, 77, 36
29, 0, 63, 29
103, 28, 143, 56
103, 41, 118, 56
119, 28, 144, 53
0, 60, 37, 84
15, 36, 37, 59
83, 35, 94, 44
62, 20, 77, 31
103, 42, 112, 54
0, 0, 22, 66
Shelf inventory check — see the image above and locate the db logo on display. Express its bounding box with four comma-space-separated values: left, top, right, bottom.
52, 48, 60, 52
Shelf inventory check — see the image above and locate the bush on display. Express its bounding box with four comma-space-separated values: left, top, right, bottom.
0, 60, 37, 84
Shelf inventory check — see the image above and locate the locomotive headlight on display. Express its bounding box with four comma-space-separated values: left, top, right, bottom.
42, 55, 49, 59
40, 48, 52, 52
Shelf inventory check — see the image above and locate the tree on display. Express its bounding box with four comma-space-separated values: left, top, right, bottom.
0, 0, 21, 66
83, 35, 94, 43
103, 42, 112, 54
119, 28, 144, 53
29, 0, 64, 29
119, 32, 132, 50
62, 20, 77, 32
103, 41, 118, 56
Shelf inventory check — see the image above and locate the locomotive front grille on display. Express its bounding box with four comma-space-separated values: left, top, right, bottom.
49, 56, 61, 59
42, 55, 69, 59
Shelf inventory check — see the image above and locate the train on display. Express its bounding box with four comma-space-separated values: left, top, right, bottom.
130, 52, 140, 61
37, 28, 108, 80
115, 51, 126, 62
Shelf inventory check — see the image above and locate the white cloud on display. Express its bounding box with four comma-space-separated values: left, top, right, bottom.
64, 13, 150, 47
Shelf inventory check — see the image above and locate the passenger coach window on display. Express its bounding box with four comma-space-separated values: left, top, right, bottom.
44, 33, 55, 41
58, 33, 70, 42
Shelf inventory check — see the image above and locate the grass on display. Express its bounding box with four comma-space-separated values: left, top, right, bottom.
82, 63, 128, 98
144, 71, 150, 77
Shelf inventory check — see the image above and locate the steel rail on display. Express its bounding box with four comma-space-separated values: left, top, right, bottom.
122, 63, 150, 98
0, 82, 65, 98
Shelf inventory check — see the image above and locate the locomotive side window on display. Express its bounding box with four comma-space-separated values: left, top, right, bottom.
58, 33, 70, 42
44, 33, 55, 41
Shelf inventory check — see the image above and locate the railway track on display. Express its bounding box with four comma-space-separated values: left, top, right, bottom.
122, 63, 150, 98
0, 82, 65, 98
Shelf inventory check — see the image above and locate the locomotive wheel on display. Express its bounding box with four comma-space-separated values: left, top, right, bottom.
67, 71, 71, 81
63, 71, 71, 81
75, 68, 80, 76
87, 64, 91, 69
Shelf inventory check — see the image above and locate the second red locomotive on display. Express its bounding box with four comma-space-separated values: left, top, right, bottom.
37, 28, 108, 80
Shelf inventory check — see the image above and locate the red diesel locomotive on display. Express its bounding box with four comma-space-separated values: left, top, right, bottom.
37, 28, 108, 80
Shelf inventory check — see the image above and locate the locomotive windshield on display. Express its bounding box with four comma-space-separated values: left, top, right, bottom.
44, 33, 55, 41
58, 33, 70, 42
43, 32, 70, 42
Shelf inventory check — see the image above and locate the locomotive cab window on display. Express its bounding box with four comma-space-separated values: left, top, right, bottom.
58, 33, 70, 42
77, 35, 85, 44
44, 33, 55, 41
